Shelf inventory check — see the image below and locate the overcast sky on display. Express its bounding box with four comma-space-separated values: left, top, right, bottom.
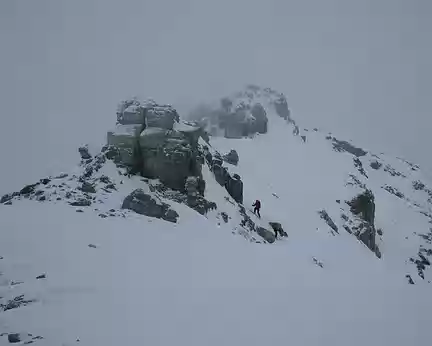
0, 0, 431, 193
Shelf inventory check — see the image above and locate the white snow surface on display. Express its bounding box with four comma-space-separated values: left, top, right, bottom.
1, 89, 432, 345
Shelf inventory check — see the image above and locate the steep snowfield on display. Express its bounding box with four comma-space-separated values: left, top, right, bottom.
210, 103, 432, 285
1, 88, 432, 345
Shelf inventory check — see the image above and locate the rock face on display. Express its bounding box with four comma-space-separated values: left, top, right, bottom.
346, 189, 381, 258
122, 189, 179, 223
139, 128, 201, 191
203, 147, 244, 204
116, 99, 179, 128
107, 99, 205, 192
223, 149, 239, 166
226, 174, 243, 204
250, 103, 268, 134
188, 86, 294, 139
78, 146, 92, 160
256, 226, 276, 243
117, 100, 146, 124
269, 222, 288, 237
146, 105, 179, 129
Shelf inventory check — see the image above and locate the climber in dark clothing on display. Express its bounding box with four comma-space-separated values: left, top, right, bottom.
252, 199, 261, 218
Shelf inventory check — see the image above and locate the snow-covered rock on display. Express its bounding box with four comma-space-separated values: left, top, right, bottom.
223, 149, 239, 166
122, 188, 178, 223
188, 85, 294, 138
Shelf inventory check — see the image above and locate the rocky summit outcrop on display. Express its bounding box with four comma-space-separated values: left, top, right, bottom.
188, 85, 293, 139
108, 98, 206, 192
116, 98, 179, 128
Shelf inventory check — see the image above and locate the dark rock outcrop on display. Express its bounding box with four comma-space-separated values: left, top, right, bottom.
20, 183, 39, 196
223, 149, 239, 166
1, 295, 35, 312
150, 182, 216, 216
269, 222, 288, 237
274, 95, 293, 123
353, 158, 368, 178
256, 226, 276, 244
188, 86, 293, 139
69, 199, 92, 207
384, 164, 406, 178
348, 190, 375, 225
327, 136, 367, 157
370, 160, 382, 170
139, 128, 201, 191
346, 190, 381, 258
225, 174, 243, 204
78, 146, 92, 160
80, 181, 96, 194
250, 103, 268, 134
8, 334, 21, 343
413, 180, 426, 191
122, 189, 179, 223
383, 185, 405, 199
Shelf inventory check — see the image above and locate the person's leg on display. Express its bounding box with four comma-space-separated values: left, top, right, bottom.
258, 209, 261, 218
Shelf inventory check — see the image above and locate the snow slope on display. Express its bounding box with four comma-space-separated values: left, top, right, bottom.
1, 87, 432, 345
1, 200, 431, 346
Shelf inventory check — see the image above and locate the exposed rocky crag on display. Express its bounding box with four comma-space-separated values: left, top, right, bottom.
188, 85, 294, 138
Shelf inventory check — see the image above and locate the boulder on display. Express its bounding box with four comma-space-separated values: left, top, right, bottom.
269, 222, 287, 237
122, 189, 178, 223
78, 146, 92, 160
117, 101, 146, 125
370, 160, 382, 170
256, 226, 276, 243
8, 333, 21, 343
223, 149, 239, 166
80, 181, 96, 194
146, 105, 179, 130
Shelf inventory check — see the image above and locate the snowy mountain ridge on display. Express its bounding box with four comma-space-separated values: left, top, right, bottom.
1, 85, 432, 345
